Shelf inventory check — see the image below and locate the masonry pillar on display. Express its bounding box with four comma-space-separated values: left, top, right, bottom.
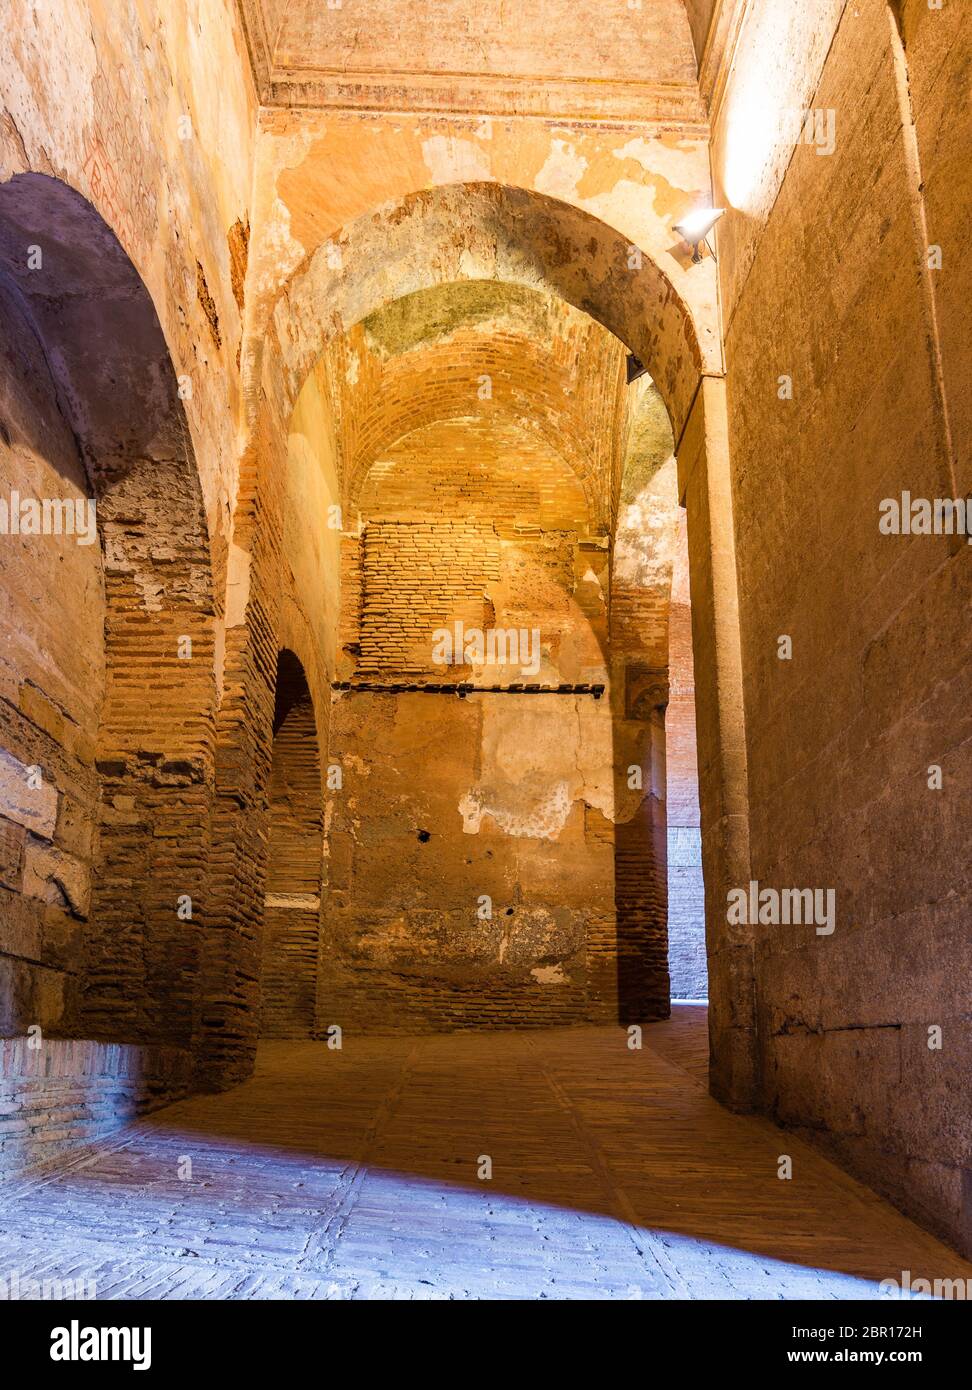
676, 374, 756, 1109
194, 399, 287, 1089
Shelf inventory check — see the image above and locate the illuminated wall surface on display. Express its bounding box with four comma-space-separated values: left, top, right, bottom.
0, 0, 969, 1303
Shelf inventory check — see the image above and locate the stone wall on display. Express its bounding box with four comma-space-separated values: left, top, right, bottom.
712, 0, 972, 1255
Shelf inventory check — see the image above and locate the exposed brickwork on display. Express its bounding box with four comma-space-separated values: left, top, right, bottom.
0, 1037, 191, 1176
331, 293, 627, 531
2, 0, 968, 1273
196, 401, 286, 1088
357, 520, 501, 675
0, 179, 217, 1057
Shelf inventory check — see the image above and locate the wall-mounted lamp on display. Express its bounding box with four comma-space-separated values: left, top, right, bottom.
673, 207, 726, 263
626, 354, 648, 385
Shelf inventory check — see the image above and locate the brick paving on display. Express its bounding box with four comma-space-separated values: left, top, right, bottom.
0, 1008, 967, 1300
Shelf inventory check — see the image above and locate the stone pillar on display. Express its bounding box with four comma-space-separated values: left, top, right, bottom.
676, 375, 756, 1110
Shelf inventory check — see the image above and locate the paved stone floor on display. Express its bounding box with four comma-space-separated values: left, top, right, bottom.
0, 1007, 968, 1300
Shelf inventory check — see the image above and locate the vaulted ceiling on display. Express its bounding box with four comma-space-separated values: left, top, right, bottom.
237, 0, 721, 121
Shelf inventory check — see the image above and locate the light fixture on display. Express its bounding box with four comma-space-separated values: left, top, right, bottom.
626, 354, 648, 385
673, 207, 725, 263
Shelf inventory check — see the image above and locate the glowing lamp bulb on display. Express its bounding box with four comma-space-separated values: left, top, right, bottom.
673, 207, 726, 263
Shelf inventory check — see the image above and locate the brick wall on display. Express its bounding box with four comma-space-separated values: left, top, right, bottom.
358, 520, 501, 676
0, 0, 255, 1154
0, 276, 103, 1040
0, 1038, 191, 1178
0, 187, 218, 1052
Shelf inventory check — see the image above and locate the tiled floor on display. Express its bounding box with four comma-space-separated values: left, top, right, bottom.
0, 1008, 967, 1299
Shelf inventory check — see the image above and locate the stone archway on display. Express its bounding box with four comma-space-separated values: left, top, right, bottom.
251, 182, 710, 443
205, 182, 752, 1106
0, 172, 217, 1051
320, 408, 613, 1029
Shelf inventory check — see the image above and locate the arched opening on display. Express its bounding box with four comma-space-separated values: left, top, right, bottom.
6, 0, 972, 1300
260, 650, 323, 1038
666, 511, 707, 1003
0, 173, 216, 1066
324, 388, 611, 1027
252, 183, 710, 444
610, 377, 682, 1024
216, 253, 724, 1045
610, 375, 708, 1016
206, 182, 749, 1104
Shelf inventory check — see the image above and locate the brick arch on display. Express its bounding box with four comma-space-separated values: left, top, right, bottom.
340, 313, 623, 530
260, 649, 324, 1039
0, 172, 216, 1047
275, 594, 330, 745
200, 181, 714, 1084
256, 182, 708, 445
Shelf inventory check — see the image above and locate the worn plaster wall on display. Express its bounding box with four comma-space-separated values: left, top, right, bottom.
322, 382, 633, 1028
323, 689, 621, 1032
284, 365, 343, 682
713, 0, 972, 1255
1, 0, 256, 562
244, 114, 720, 411
265, 0, 699, 90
